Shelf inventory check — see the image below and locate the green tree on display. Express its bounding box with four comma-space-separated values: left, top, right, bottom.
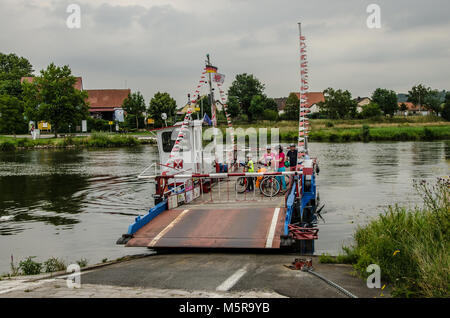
318, 88, 357, 119
0, 53, 33, 97
423, 89, 442, 115
249, 95, 266, 120
226, 95, 241, 118
122, 91, 146, 129
371, 88, 398, 117
148, 92, 177, 127
0, 94, 27, 136
227, 73, 265, 122
361, 102, 382, 119
264, 97, 278, 112
21, 63, 89, 137
284, 93, 299, 119
197, 94, 212, 119
441, 92, 450, 121
400, 103, 408, 112
407, 84, 430, 110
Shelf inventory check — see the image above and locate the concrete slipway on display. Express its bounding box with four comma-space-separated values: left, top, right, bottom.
0, 253, 390, 298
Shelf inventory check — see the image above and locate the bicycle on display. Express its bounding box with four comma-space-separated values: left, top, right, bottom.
235, 163, 254, 194
235, 160, 282, 197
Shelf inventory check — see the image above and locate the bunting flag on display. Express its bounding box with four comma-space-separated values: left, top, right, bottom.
167, 106, 193, 167
297, 24, 309, 161
191, 70, 208, 103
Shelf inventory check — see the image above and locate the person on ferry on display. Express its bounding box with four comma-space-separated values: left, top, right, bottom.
259, 146, 276, 170
276, 146, 286, 191
286, 144, 298, 171
245, 154, 255, 192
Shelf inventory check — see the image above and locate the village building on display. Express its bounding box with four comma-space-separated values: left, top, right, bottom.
354, 97, 371, 113
277, 92, 325, 115
396, 102, 431, 116
21, 76, 130, 121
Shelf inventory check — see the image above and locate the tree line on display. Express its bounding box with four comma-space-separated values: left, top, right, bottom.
2, 51, 449, 137
0, 52, 179, 136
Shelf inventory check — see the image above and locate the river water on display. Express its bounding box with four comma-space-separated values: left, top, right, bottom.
0, 142, 449, 273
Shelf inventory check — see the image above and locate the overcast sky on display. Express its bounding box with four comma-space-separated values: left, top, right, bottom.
1, 0, 449, 106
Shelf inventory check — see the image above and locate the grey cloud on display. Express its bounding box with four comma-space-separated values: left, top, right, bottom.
0, 0, 449, 105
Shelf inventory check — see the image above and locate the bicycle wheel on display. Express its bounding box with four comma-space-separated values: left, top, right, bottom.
235, 177, 248, 193
260, 177, 281, 197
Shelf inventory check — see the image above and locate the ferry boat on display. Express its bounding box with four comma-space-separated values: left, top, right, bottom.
117, 25, 321, 253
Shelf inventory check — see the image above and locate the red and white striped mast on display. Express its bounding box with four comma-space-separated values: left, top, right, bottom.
297, 22, 309, 167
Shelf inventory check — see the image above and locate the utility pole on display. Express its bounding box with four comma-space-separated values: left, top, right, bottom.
206, 54, 218, 169
206, 54, 215, 126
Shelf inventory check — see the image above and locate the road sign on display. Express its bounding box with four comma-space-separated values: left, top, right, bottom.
147, 118, 155, 124
108, 121, 113, 125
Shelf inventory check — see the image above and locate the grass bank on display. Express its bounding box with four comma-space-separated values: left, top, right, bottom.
219, 122, 450, 143
0, 132, 155, 151
321, 178, 449, 298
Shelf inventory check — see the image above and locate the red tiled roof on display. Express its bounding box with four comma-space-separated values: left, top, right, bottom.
86, 89, 131, 111
293, 92, 325, 108
21, 76, 83, 90
277, 92, 325, 111
398, 102, 419, 111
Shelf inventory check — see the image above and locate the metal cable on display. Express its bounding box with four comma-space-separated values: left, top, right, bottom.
307, 269, 358, 298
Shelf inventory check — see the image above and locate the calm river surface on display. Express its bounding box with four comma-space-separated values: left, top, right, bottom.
0, 142, 449, 273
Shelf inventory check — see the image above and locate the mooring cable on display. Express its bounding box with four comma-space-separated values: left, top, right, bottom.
306, 269, 358, 298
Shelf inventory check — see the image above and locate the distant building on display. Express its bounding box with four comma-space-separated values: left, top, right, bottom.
277, 92, 325, 115
354, 97, 371, 113
397, 102, 431, 116
87, 89, 130, 121
21, 76, 130, 121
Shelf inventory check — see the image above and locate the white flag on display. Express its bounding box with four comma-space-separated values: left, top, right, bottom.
213, 73, 225, 84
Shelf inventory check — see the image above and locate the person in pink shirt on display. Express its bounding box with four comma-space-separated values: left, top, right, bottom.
276, 146, 286, 190
259, 146, 276, 170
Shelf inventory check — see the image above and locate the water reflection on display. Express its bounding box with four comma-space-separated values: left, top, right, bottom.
369, 143, 399, 183
0, 173, 88, 233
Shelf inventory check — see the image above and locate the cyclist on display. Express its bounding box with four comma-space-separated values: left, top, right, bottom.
259, 146, 276, 170
245, 154, 255, 192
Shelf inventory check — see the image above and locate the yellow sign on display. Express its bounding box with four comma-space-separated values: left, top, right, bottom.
38, 121, 51, 131
108, 121, 113, 125
147, 118, 155, 124
194, 107, 200, 111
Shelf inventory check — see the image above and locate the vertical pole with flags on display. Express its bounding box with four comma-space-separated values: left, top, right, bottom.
206, 54, 219, 170
297, 23, 309, 168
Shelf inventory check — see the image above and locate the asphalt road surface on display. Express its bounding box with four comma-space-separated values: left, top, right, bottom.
76, 251, 384, 298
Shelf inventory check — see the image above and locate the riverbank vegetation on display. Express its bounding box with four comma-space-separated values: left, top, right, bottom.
1, 256, 88, 277
0, 132, 154, 151
321, 178, 449, 298
219, 119, 450, 143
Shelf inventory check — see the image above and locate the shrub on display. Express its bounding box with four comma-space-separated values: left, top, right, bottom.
325, 121, 334, 128
361, 103, 383, 119
76, 258, 88, 268
422, 127, 435, 141
319, 254, 337, 264
43, 257, 67, 273
263, 109, 279, 121
361, 125, 370, 142
0, 140, 15, 151
19, 257, 42, 275
342, 178, 450, 297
